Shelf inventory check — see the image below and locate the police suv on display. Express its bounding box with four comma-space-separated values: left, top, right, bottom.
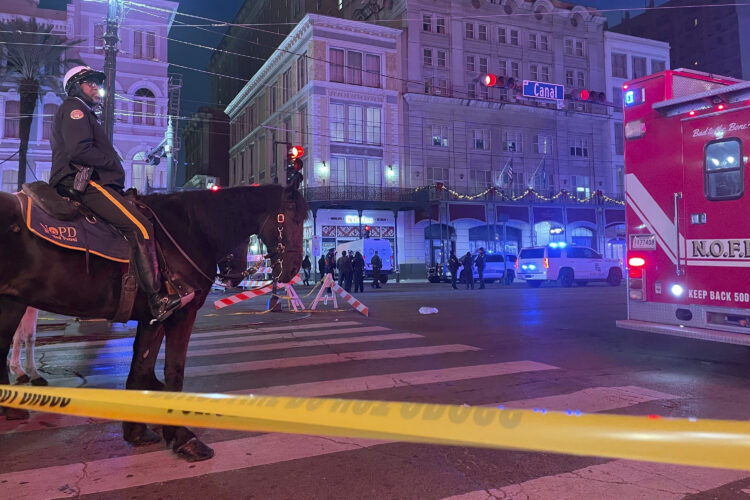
516, 243, 622, 288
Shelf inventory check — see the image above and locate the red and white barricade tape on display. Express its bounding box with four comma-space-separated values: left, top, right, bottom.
330, 283, 369, 317
214, 275, 301, 310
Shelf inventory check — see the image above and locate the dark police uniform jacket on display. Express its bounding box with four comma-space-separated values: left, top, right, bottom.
49, 96, 125, 189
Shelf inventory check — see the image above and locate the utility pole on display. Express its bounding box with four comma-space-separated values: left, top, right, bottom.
102, 0, 120, 142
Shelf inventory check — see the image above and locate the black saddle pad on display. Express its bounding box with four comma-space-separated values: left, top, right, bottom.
18, 192, 130, 263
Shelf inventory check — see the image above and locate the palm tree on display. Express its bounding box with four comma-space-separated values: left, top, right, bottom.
0, 18, 82, 191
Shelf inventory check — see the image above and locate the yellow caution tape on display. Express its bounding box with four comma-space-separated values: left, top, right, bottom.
2, 384, 750, 470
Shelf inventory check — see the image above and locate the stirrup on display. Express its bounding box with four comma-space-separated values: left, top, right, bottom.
149, 294, 183, 324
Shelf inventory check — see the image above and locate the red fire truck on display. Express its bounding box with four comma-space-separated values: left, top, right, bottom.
616, 68, 750, 345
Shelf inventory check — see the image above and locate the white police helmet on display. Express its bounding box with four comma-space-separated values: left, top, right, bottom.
63, 66, 106, 94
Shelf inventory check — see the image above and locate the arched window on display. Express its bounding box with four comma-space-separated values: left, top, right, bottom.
133, 88, 156, 125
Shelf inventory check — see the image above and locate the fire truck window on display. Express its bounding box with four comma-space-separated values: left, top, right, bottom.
705, 139, 743, 200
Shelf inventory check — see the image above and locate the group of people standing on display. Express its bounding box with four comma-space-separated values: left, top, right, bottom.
448, 247, 486, 290
308, 248, 382, 293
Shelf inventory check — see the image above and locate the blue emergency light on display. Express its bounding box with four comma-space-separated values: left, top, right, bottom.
624, 88, 645, 107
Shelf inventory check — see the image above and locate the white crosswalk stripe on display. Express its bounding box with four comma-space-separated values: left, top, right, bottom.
0, 319, 741, 498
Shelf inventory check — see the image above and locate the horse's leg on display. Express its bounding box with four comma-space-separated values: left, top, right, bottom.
22, 308, 46, 386
122, 321, 165, 445
161, 308, 214, 462
9, 324, 27, 383
0, 299, 31, 420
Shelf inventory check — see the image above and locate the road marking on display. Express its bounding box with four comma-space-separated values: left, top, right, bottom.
1, 361, 557, 434
0, 385, 682, 498
442, 461, 749, 500
36, 321, 364, 351
39, 326, 391, 357
499, 386, 680, 413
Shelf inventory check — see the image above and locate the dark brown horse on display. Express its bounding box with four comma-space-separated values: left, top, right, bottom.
0, 182, 307, 461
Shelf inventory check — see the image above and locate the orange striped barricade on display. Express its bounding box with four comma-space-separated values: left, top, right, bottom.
213, 275, 303, 310
309, 274, 338, 311
277, 279, 305, 312
330, 282, 369, 317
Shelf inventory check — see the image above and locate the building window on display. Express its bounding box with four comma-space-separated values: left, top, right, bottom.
347, 51, 363, 86
540, 34, 549, 51
3, 101, 19, 138
364, 54, 380, 87
436, 78, 448, 96
473, 129, 490, 150
575, 39, 584, 57
614, 122, 624, 155
268, 84, 277, 114
564, 38, 573, 55
470, 169, 492, 189
299, 107, 307, 144
329, 156, 344, 185
479, 57, 488, 74
497, 58, 507, 76
249, 104, 256, 132
2, 169, 17, 191
133, 88, 155, 125
528, 33, 537, 49
437, 50, 447, 68
42, 103, 57, 140
466, 55, 475, 72
282, 69, 291, 102
330, 103, 345, 142
467, 82, 476, 99
297, 55, 307, 90
535, 134, 553, 154
479, 84, 489, 100
510, 61, 519, 79
436, 17, 446, 34
611, 53, 628, 78
348, 105, 363, 144
465, 23, 474, 39
503, 131, 522, 152
478, 24, 488, 41
146, 32, 156, 59
498, 27, 507, 44
348, 158, 365, 185
424, 48, 433, 66
431, 125, 449, 147
541, 65, 550, 82
510, 29, 519, 46
651, 59, 666, 73
426, 167, 449, 183
366, 107, 381, 145
566, 70, 574, 86
424, 77, 433, 94
572, 175, 590, 198
530, 64, 538, 81
632, 56, 647, 78
569, 138, 590, 157
612, 86, 623, 108
422, 13, 432, 32
133, 30, 142, 58
94, 23, 104, 54
330, 48, 344, 82
577, 71, 586, 88
367, 159, 382, 186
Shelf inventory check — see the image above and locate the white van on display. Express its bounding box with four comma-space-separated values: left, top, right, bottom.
334, 238, 394, 283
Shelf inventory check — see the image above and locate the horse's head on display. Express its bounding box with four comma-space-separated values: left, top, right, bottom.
258, 181, 308, 283
216, 239, 250, 288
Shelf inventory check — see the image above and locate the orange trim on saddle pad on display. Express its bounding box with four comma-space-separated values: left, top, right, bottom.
22, 194, 130, 264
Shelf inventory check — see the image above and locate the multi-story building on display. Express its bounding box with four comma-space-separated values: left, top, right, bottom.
225, 14, 406, 267
182, 106, 230, 185
613, 0, 750, 80
345, 0, 625, 275
0, 0, 177, 193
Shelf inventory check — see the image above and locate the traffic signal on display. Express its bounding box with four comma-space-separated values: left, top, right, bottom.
575, 89, 606, 102
286, 145, 304, 185
364, 225, 371, 238
481, 74, 515, 89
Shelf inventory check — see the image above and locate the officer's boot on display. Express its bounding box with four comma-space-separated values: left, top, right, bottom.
133, 237, 183, 323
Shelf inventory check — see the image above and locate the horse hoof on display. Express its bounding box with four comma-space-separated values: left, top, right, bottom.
5, 407, 30, 420
123, 423, 162, 446
30, 377, 49, 386
174, 437, 214, 462
14, 374, 30, 385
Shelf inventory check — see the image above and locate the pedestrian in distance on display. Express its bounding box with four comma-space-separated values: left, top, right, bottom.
461, 251, 474, 289
353, 251, 365, 293
336, 251, 348, 288
301, 255, 311, 285
370, 250, 382, 288
49, 66, 186, 323
317, 254, 326, 282
341, 251, 353, 292
476, 247, 486, 289
325, 249, 336, 294
448, 251, 460, 290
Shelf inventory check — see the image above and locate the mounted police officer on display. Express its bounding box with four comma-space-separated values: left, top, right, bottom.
49, 66, 185, 323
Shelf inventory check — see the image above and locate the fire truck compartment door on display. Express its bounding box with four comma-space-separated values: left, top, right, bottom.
681, 112, 750, 308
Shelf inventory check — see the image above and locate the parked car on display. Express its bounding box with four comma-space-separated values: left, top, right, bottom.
457, 253, 517, 284
516, 243, 622, 287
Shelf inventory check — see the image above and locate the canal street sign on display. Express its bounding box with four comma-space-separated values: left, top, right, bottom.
522, 80, 564, 101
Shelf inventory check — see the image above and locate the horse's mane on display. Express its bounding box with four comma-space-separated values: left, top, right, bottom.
138, 185, 308, 258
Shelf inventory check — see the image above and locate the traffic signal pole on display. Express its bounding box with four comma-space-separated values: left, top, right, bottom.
102, 0, 120, 143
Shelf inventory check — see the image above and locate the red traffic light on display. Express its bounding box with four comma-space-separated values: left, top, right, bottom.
288, 145, 304, 159
210, 185, 220, 192
579, 89, 590, 100
482, 74, 497, 87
